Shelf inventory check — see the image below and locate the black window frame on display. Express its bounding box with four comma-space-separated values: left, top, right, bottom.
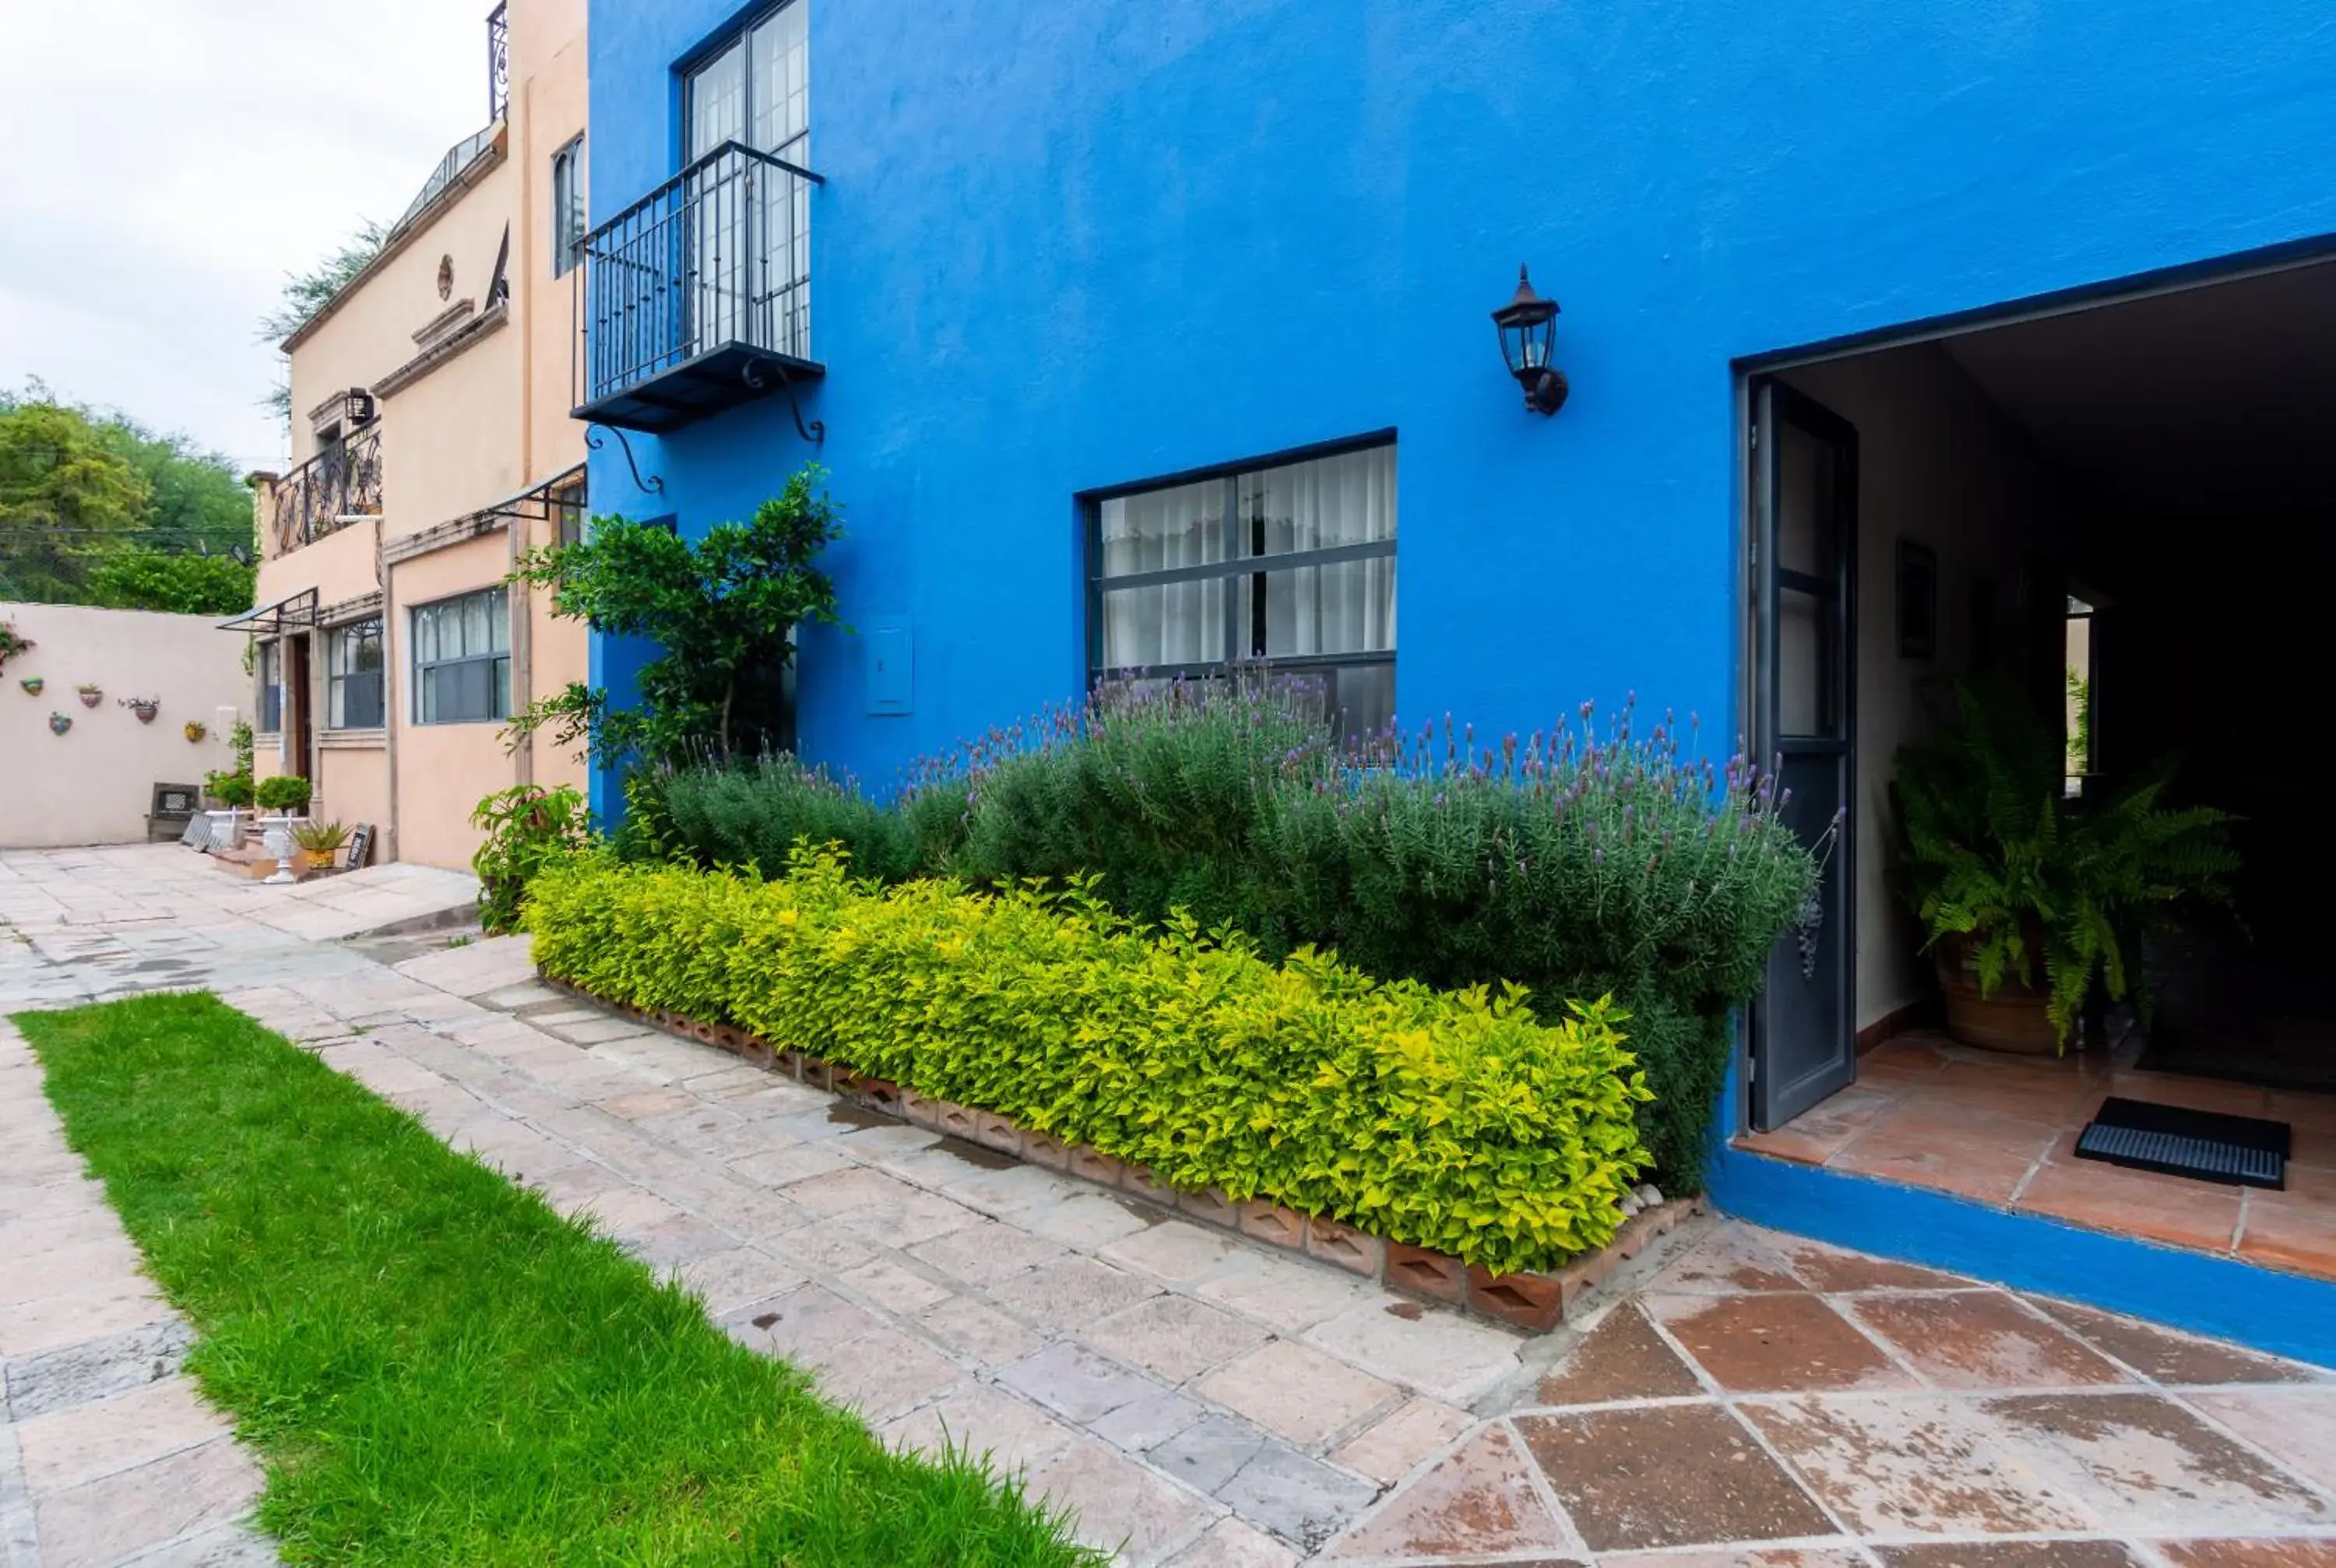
325, 617, 385, 731
410, 586, 512, 726
550, 134, 585, 277
1083, 432, 1397, 734
255, 639, 283, 734
681, 0, 810, 165
552, 476, 586, 547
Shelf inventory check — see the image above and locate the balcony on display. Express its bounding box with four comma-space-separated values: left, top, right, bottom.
572, 141, 824, 435
269, 426, 383, 557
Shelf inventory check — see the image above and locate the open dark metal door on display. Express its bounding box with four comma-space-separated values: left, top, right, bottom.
1749, 379, 1857, 1130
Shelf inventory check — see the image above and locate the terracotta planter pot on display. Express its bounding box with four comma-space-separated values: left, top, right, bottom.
1935, 937, 2057, 1056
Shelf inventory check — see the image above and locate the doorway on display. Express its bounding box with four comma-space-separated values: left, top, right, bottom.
1738, 245, 2336, 1155
286, 634, 315, 786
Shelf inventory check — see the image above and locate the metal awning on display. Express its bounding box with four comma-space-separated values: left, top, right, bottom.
466, 462, 586, 528
217, 587, 320, 637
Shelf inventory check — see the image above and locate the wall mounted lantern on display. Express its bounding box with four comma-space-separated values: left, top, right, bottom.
1492, 265, 1567, 415
343, 388, 378, 428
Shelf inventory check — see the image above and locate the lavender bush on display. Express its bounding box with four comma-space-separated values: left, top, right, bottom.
646, 677, 1824, 1187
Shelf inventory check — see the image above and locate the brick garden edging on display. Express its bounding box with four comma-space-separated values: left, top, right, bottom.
539, 976, 1700, 1333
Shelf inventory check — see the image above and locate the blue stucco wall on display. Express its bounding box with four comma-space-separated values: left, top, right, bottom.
582, 0, 2336, 813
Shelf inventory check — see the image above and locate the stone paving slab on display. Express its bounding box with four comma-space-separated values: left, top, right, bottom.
0, 1021, 273, 1568
9, 845, 2336, 1566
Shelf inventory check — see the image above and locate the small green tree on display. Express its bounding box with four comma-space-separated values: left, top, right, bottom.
508, 463, 846, 770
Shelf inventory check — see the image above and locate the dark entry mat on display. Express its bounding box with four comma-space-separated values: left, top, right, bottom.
2074, 1096, 2289, 1190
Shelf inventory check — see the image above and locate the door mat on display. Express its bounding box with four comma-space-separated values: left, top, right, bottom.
2074, 1096, 2289, 1190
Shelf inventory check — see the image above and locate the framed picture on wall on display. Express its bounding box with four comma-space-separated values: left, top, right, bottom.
1898, 540, 1938, 660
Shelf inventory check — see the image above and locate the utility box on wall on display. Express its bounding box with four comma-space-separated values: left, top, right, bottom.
866, 616, 913, 715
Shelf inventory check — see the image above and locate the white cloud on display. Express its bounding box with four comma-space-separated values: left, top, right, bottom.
0, 0, 491, 472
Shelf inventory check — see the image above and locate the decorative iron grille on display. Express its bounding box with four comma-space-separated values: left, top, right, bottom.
271, 426, 383, 557
576, 140, 821, 409
487, 3, 509, 121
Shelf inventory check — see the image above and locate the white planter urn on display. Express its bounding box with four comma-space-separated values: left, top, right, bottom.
261, 814, 298, 884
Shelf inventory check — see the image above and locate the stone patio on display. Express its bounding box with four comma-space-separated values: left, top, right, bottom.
6, 845, 2336, 1566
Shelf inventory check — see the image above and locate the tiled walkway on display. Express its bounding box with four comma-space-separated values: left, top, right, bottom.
1331, 1222, 2336, 1565
2, 1018, 273, 1568
6, 846, 2336, 1566
1737, 1032, 2336, 1280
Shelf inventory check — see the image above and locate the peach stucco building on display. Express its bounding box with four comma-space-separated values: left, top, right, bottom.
244, 0, 589, 870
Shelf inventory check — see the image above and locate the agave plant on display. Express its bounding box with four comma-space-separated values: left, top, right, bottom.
292, 819, 354, 857
1893, 680, 2239, 1045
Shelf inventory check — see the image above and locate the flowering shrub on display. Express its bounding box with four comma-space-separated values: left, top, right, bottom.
642, 680, 1822, 1187
526, 847, 1652, 1274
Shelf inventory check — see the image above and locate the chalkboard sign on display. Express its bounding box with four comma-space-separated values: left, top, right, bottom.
346, 823, 375, 870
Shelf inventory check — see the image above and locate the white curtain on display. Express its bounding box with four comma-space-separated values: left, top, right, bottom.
1099, 480, 1223, 669
750, 2, 811, 353
1240, 445, 1395, 656
686, 44, 748, 353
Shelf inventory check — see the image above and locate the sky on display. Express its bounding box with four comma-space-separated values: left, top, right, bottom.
0, 0, 494, 474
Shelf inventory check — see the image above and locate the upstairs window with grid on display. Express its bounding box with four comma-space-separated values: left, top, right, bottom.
551, 136, 585, 277
684, 0, 810, 357
411, 588, 509, 725
326, 618, 384, 730
1089, 442, 1395, 737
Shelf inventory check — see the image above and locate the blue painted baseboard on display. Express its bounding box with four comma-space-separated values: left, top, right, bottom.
1707, 1143, 2336, 1368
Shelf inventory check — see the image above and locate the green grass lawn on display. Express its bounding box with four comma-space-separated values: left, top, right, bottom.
18, 993, 1101, 1567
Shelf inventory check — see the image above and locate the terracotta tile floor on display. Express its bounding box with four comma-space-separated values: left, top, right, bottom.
1320, 1223, 2336, 1566
1736, 1032, 2336, 1281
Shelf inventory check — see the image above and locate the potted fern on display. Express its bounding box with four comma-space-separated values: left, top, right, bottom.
1892, 680, 2239, 1053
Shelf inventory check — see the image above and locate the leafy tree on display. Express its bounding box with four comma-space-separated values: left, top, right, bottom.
509, 464, 847, 770
97, 419, 253, 560
259, 222, 388, 422
0, 384, 254, 609
0, 397, 151, 600
86, 545, 254, 616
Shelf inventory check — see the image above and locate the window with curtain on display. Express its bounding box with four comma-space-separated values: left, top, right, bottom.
551, 135, 585, 277
1089, 442, 1396, 737
255, 640, 283, 734
410, 588, 510, 725
325, 619, 384, 730
683, 0, 811, 357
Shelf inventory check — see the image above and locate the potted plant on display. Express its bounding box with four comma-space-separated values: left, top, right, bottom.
121, 696, 160, 724
19, 677, 43, 696
1892, 679, 2239, 1053
255, 775, 315, 817
0, 621, 32, 673
185, 721, 209, 743
48, 712, 71, 737
206, 770, 256, 810
292, 819, 354, 874
76, 683, 104, 708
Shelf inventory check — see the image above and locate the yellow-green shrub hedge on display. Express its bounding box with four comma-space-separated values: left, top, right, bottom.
524, 849, 1653, 1272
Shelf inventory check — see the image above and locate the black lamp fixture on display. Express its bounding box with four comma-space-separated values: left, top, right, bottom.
1491, 265, 1567, 415
343, 388, 378, 428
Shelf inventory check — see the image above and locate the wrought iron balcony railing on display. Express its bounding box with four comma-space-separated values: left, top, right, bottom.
270, 426, 383, 557
487, 2, 508, 122
572, 140, 825, 434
